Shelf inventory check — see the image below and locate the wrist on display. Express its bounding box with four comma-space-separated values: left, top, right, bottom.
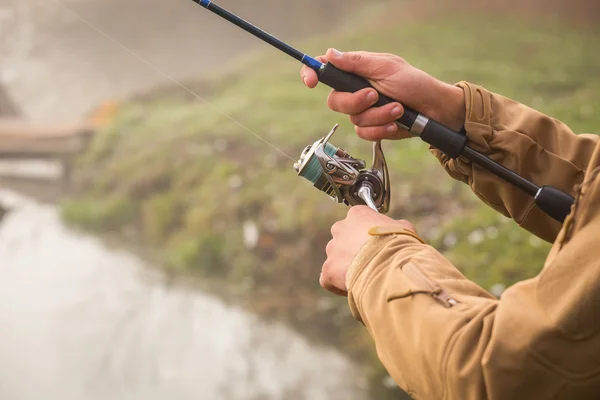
431, 83, 467, 132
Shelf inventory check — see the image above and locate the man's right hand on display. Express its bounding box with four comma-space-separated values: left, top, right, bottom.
300, 49, 466, 141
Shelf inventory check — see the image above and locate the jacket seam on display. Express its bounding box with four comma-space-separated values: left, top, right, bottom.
468, 125, 586, 182
528, 345, 600, 381
461, 82, 586, 183
361, 246, 418, 297
565, 166, 600, 244
517, 200, 539, 228
441, 310, 477, 400
468, 182, 511, 212
350, 236, 400, 320
356, 253, 409, 331
491, 125, 588, 175
348, 236, 395, 292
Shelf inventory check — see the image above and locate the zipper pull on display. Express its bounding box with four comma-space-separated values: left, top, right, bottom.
433, 289, 458, 308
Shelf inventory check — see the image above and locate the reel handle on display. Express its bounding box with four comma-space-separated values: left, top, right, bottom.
357, 184, 380, 213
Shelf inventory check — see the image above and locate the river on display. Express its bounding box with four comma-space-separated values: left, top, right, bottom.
0, 188, 369, 400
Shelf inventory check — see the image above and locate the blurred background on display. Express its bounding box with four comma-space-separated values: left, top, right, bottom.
0, 0, 598, 399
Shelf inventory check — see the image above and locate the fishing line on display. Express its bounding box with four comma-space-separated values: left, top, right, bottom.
47, 0, 296, 162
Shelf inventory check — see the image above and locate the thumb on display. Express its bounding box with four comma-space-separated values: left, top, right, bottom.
325, 49, 384, 78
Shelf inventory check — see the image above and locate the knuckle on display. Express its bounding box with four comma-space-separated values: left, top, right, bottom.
348, 205, 365, 217
330, 221, 343, 235
319, 272, 327, 289
357, 205, 372, 213
350, 92, 368, 113
349, 114, 363, 126
326, 91, 336, 109
357, 126, 383, 141
325, 239, 335, 255
350, 94, 361, 110
321, 260, 329, 274
349, 52, 363, 62
361, 107, 391, 126
320, 264, 332, 285
400, 219, 416, 231
327, 91, 342, 112
395, 55, 407, 65
354, 125, 365, 138
374, 103, 400, 126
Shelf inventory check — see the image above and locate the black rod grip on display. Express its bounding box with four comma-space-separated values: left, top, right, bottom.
318, 63, 418, 129
420, 119, 468, 159
535, 186, 575, 223
318, 63, 468, 158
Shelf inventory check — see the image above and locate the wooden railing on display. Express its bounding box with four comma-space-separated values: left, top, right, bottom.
0, 119, 97, 186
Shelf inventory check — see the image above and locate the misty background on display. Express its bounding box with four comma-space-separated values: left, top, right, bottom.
0, 0, 598, 399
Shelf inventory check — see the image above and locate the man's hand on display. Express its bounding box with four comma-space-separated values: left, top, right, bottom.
321, 206, 415, 296
301, 49, 466, 141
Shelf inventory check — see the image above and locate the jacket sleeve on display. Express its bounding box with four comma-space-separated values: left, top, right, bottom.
430, 82, 599, 242
347, 212, 600, 399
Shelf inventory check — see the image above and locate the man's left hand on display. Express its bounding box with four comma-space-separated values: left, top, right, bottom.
321, 206, 416, 296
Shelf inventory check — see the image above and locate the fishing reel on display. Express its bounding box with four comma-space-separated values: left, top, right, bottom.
294, 124, 390, 214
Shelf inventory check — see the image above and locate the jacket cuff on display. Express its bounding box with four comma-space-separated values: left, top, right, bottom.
346, 227, 425, 323
456, 81, 494, 151
430, 82, 494, 183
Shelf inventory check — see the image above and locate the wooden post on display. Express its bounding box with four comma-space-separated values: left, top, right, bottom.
61, 156, 73, 192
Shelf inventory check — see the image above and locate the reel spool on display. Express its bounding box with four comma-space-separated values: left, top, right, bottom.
294, 124, 390, 213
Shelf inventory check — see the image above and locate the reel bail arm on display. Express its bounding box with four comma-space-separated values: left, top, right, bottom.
294, 125, 390, 214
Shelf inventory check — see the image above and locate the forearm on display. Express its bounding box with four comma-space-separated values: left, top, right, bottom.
347, 223, 600, 399
346, 228, 498, 398
431, 82, 599, 242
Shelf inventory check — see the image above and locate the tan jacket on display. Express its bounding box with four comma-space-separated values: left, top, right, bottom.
346, 82, 600, 399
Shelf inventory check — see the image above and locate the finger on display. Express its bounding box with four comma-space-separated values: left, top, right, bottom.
355, 123, 412, 141
329, 286, 348, 297
319, 263, 333, 289
327, 88, 378, 115
326, 49, 398, 78
301, 56, 327, 88
350, 103, 404, 127
319, 270, 347, 297
301, 66, 319, 88
325, 239, 335, 256
347, 205, 375, 218
398, 219, 417, 233
330, 221, 344, 237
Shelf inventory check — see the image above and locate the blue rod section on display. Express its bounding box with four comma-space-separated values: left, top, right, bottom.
191, 0, 323, 71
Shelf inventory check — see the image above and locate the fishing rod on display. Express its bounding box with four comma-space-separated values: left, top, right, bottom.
191, 0, 575, 222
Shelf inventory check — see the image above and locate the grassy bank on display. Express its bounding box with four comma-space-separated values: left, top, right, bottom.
62, 5, 600, 397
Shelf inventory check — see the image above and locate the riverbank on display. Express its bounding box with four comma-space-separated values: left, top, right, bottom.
60, 3, 599, 398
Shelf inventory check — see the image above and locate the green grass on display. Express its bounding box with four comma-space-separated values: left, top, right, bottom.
61, 6, 599, 397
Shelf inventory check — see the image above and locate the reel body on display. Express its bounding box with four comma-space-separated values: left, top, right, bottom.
294, 124, 390, 213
